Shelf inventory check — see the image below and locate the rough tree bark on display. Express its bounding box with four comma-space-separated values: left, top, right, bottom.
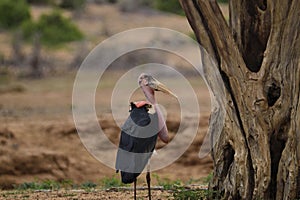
179, 0, 300, 199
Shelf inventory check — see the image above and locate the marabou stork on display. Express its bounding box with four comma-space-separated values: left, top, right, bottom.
115, 73, 177, 200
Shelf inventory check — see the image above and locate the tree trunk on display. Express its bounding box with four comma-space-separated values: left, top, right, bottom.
12, 30, 24, 66
30, 32, 42, 78
179, 0, 300, 199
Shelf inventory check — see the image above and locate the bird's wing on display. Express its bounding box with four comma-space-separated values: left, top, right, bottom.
115, 105, 158, 183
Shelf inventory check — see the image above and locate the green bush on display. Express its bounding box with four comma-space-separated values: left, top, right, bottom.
81, 181, 97, 190
22, 10, 83, 47
16, 180, 60, 190
153, 173, 182, 190
22, 20, 36, 39
101, 176, 126, 189
0, 0, 31, 29
153, 0, 184, 16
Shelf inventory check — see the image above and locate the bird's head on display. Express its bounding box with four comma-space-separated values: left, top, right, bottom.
138, 73, 177, 99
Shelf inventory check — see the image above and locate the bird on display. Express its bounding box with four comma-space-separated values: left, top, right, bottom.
115, 73, 177, 200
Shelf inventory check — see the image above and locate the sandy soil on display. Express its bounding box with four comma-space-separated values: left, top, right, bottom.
0, 72, 212, 185
0, 72, 212, 199
0, 189, 174, 200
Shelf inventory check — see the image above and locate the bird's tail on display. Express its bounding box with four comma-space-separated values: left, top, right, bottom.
120, 171, 139, 184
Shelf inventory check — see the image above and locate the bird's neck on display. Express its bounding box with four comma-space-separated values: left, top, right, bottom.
141, 85, 156, 105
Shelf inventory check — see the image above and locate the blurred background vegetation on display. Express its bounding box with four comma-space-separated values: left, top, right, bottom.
0, 0, 228, 79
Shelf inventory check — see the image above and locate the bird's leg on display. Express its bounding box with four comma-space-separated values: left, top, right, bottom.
146, 172, 151, 200
134, 179, 137, 200
146, 165, 151, 200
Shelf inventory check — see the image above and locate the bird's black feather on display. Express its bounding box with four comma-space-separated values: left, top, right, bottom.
115, 103, 158, 184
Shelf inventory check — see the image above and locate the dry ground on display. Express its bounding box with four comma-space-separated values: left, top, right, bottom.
0, 72, 212, 184
0, 188, 174, 200
0, 72, 212, 199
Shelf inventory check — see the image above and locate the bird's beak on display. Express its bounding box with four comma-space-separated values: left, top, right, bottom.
149, 78, 178, 99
